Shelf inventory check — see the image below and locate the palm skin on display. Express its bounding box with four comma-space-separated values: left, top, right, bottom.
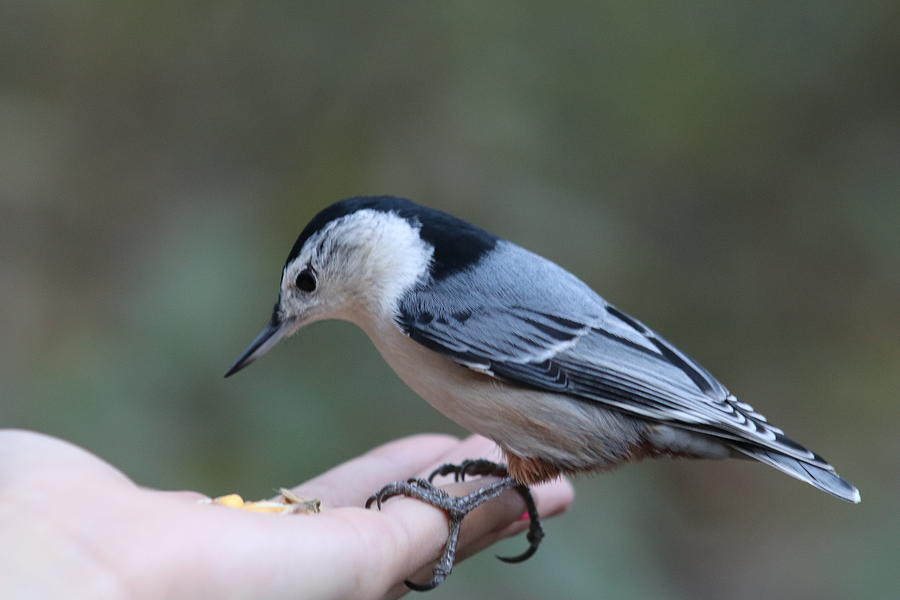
0, 430, 572, 600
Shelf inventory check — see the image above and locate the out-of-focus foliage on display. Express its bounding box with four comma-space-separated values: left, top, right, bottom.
1, 2, 897, 598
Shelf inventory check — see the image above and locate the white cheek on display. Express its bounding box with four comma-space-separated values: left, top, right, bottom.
321, 211, 433, 318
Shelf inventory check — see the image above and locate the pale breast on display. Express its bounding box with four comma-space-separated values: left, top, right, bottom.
356, 315, 652, 474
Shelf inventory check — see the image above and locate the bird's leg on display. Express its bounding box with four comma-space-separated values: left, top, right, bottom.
365, 459, 545, 592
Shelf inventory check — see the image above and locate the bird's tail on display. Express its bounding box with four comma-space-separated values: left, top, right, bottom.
728, 442, 861, 503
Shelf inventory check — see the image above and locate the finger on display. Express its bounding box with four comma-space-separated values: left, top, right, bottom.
203, 450, 573, 600
288, 434, 459, 508
0, 429, 131, 489
334, 471, 573, 597
143, 489, 211, 503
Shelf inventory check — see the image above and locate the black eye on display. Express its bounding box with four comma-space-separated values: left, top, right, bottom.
295, 268, 317, 292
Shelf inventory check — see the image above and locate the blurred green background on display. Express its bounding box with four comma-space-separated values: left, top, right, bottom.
2, 2, 898, 598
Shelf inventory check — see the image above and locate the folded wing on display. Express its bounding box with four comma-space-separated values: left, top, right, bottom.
396, 241, 845, 478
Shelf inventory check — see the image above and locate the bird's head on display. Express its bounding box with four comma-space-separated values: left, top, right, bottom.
224, 196, 447, 377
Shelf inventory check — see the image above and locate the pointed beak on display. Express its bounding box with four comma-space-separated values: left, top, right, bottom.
224, 305, 292, 378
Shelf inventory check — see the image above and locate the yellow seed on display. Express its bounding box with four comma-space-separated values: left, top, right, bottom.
241, 501, 292, 513
213, 493, 245, 508
207, 491, 321, 514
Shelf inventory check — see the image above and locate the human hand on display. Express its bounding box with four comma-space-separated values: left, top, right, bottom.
0, 430, 573, 599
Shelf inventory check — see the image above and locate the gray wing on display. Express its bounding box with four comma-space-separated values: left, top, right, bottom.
396, 241, 831, 469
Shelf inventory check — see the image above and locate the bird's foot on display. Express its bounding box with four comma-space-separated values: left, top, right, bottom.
365, 459, 545, 591
426, 460, 544, 564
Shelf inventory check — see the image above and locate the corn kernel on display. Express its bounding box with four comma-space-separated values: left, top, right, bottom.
213, 493, 245, 508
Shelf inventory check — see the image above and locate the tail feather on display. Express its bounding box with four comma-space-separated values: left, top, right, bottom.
729, 443, 861, 503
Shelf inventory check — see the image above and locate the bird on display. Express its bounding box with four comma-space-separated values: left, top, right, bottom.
225, 196, 859, 590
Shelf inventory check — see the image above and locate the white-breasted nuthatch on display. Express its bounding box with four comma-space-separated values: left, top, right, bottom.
226, 196, 859, 589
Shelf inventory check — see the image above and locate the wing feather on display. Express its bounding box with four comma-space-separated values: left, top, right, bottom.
395, 241, 829, 468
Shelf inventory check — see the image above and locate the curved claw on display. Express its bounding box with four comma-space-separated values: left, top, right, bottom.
496, 485, 545, 564
374, 492, 398, 508
496, 514, 545, 563
459, 459, 509, 481
497, 516, 544, 564
404, 571, 447, 592
365, 490, 392, 510
496, 521, 545, 563
404, 579, 435, 592
496, 538, 540, 563
427, 463, 463, 483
